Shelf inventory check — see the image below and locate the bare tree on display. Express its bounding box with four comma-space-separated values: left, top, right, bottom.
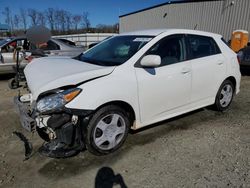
54, 9, 61, 31
46, 8, 55, 31
65, 11, 72, 32
37, 11, 46, 26
82, 12, 90, 30
72, 15, 82, 31
57, 10, 67, 32
2, 7, 13, 31
20, 8, 27, 30
1, 7, 115, 34
28, 9, 38, 26
13, 15, 20, 30
96, 24, 118, 33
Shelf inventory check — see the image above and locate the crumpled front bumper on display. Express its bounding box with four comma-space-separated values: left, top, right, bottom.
14, 96, 36, 132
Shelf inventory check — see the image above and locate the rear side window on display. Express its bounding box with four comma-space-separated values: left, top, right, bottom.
43, 40, 60, 51
187, 35, 221, 59
30, 40, 60, 51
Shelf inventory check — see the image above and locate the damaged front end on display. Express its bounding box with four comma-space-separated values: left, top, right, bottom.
14, 88, 91, 158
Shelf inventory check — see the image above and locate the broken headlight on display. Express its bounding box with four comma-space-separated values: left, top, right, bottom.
36, 88, 81, 113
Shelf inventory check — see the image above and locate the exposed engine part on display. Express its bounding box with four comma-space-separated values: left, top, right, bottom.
46, 127, 57, 140
13, 131, 33, 160
36, 115, 50, 128
36, 127, 50, 142
47, 113, 71, 130
56, 122, 75, 145
36, 113, 86, 158
72, 115, 78, 125
37, 120, 86, 158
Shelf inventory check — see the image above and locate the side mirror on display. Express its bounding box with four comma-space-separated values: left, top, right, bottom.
140, 55, 161, 68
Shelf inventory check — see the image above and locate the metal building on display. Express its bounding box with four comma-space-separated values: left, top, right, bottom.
119, 0, 250, 40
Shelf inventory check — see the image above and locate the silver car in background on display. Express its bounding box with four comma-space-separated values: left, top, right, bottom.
0, 37, 85, 74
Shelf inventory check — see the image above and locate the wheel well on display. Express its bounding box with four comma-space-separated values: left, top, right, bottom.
225, 76, 236, 91
95, 101, 136, 124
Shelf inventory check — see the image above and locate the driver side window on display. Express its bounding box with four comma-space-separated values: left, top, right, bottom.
146, 34, 186, 67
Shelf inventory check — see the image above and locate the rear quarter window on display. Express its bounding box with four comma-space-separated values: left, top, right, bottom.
221, 38, 230, 47
187, 35, 221, 60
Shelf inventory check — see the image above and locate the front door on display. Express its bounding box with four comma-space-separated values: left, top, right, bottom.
135, 34, 191, 124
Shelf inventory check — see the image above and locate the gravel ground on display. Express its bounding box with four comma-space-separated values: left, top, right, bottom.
0, 74, 250, 188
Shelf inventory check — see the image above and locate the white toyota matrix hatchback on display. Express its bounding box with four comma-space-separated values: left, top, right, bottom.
15, 29, 241, 158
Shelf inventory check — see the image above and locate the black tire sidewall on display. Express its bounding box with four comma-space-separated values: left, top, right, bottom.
215, 80, 234, 111
85, 105, 130, 155
8, 78, 19, 89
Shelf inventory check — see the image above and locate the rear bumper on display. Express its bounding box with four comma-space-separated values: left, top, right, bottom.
14, 96, 36, 132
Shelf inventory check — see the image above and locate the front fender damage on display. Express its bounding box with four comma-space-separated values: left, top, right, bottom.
14, 95, 91, 159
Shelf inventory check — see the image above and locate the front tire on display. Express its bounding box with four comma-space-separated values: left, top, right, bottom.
214, 80, 234, 111
85, 105, 130, 155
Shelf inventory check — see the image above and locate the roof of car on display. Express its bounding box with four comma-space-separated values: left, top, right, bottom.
120, 29, 222, 38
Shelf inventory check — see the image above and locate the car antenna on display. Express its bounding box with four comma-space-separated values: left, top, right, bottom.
194, 24, 198, 30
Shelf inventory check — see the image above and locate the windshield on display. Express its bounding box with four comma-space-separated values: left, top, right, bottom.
0, 39, 11, 46
79, 35, 153, 66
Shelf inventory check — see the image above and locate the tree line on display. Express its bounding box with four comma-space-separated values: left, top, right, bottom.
1, 7, 119, 36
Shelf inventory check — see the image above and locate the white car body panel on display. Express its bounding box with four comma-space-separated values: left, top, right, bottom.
190, 53, 226, 102
66, 64, 140, 124
24, 57, 115, 99
134, 60, 191, 123
25, 29, 241, 129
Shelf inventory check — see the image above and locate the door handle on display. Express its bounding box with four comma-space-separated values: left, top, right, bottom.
217, 61, 224, 65
181, 67, 191, 74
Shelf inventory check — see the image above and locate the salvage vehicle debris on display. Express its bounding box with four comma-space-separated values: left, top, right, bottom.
13, 131, 33, 160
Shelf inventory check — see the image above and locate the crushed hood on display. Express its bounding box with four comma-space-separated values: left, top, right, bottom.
24, 57, 115, 100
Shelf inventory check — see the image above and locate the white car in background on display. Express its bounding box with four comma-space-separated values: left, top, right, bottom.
15, 29, 241, 158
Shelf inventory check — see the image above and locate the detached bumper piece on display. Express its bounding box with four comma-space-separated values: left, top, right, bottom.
13, 131, 33, 160
14, 96, 36, 132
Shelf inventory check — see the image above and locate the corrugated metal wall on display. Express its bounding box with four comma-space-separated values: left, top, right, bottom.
119, 0, 250, 40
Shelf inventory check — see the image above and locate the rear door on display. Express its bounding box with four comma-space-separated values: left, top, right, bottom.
186, 34, 226, 103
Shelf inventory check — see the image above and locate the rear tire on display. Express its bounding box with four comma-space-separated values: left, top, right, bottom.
85, 105, 131, 155
214, 80, 234, 111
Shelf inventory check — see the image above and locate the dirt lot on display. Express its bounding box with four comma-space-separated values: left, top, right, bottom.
0, 74, 250, 188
